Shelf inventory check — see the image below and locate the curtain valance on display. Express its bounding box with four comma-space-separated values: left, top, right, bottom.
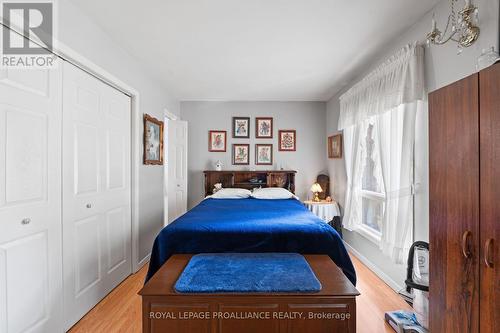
338, 43, 425, 130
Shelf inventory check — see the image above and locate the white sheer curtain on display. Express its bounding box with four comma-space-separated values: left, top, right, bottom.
342, 124, 362, 231
339, 42, 425, 263
377, 103, 419, 264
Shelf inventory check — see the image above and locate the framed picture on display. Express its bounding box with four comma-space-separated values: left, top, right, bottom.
232, 117, 250, 138
232, 144, 250, 165
255, 117, 273, 138
143, 114, 164, 165
328, 134, 343, 158
278, 130, 296, 151
208, 130, 227, 152
255, 144, 273, 165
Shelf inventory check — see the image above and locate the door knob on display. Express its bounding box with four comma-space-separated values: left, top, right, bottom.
21, 218, 31, 225
86, 203, 92, 209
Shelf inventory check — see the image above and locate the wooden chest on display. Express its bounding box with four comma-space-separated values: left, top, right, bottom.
139, 254, 359, 333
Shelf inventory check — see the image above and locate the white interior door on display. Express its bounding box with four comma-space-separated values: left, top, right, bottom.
62, 61, 132, 330
0, 61, 63, 332
167, 120, 188, 223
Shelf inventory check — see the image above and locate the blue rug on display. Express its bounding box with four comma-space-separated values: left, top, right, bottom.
174, 253, 322, 293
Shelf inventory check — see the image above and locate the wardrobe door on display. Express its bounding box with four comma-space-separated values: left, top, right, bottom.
0, 60, 63, 331
62, 61, 132, 330
429, 74, 480, 333
479, 62, 500, 333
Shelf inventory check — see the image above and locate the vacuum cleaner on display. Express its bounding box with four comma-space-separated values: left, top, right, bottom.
385, 241, 429, 333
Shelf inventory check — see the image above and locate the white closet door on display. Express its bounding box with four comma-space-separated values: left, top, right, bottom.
62, 61, 132, 330
167, 120, 188, 223
0, 62, 63, 332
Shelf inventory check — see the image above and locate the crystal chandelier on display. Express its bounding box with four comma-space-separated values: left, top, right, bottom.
426, 0, 479, 53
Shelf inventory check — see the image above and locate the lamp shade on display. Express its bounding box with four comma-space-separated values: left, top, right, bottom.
310, 183, 323, 193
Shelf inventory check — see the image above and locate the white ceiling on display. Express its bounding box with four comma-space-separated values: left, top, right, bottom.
71, 0, 439, 101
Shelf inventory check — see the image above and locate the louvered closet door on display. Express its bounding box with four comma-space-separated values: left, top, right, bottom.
62, 61, 132, 330
0, 60, 63, 331
429, 74, 480, 333
479, 63, 500, 333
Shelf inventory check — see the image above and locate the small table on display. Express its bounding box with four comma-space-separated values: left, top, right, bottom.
304, 200, 343, 237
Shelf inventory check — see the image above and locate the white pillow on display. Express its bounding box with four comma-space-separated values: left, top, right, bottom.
251, 187, 298, 200
208, 188, 252, 199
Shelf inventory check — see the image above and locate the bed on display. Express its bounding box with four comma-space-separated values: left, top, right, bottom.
146, 197, 356, 285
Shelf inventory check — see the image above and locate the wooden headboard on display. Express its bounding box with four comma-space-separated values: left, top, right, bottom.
203, 170, 296, 197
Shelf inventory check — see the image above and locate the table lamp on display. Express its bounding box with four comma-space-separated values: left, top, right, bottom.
310, 183, 323, 202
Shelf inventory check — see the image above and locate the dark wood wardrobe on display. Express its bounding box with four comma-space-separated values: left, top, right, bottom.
429, 62, 499, 332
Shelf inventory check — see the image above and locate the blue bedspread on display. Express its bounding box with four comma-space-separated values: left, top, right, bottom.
146, 198, 356, 285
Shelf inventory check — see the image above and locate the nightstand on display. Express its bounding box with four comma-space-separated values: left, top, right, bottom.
304, 200, 342, 238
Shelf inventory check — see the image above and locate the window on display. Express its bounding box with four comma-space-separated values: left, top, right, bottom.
356, 118, 385, 243
338, 44, 423, 263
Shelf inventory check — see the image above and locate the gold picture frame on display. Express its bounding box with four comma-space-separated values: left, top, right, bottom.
143, 114, 164, 165
328, 134, 342, 159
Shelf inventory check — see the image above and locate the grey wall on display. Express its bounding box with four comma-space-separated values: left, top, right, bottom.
61, 1, 180, 266
181, 101, 327, 208
326, 0, 499, 290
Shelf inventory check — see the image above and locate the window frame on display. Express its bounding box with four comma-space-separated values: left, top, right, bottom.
354, 118, 386, 244
356, 189, 384, 244
348, 106, 417, 249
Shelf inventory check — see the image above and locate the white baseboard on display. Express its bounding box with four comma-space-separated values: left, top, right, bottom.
136, 253, 151, 273
344, 242, 404, 293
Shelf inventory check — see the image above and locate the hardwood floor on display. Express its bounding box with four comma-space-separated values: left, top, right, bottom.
68, 253, 411, 333
352, 255, 411, 333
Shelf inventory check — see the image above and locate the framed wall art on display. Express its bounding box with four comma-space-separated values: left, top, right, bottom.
278, 130, 296, 151
328, 133, 343, 159
232, 144, 250, 165
232, 117, 250, 138
208, 130, 227, 152
143, 114, 164, 165
255, 117, 273, 138
255, 144, 273, 165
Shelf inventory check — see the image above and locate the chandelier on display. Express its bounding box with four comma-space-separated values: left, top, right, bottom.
426, 0, 479, 52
